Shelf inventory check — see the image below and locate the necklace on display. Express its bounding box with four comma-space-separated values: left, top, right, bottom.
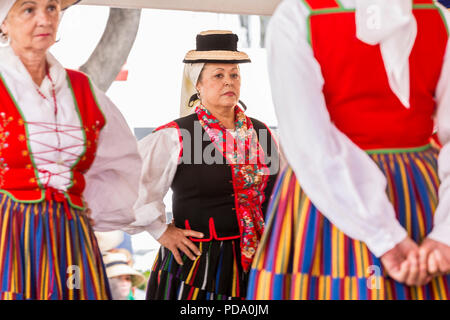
35, 68, 58, 116
35, 68, 64, 167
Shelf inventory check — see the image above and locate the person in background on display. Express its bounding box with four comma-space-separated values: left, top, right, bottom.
104, 249, 145, 300
0, 0, 141, 299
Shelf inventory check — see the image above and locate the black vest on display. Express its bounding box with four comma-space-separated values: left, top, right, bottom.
171, 113, 279, 241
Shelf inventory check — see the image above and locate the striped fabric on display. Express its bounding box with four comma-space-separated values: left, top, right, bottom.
147, 239, 248, 300
247, 146, 450, 300
0, 194, 111, 300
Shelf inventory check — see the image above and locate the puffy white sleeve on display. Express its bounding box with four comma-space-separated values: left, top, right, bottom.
427, 3, 450, 245
123, 127, 181, 240
83, 86, 142, 232
267, 0, 407, 257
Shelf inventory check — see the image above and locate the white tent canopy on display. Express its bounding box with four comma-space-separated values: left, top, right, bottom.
79, 0, 281, 15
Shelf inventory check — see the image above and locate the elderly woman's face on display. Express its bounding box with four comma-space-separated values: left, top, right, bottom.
196, 63, 241, 109
1, 0, 61, 52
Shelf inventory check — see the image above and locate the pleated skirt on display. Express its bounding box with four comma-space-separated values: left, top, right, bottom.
247, 145, 450, 300
146, 239, 248, 300
0, 193, 111, 300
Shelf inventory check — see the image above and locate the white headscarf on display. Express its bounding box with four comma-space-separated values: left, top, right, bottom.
355, 0, 417, 108
180, 62, 205, 117
0, 0, 14, 25
0, 0, 15, 41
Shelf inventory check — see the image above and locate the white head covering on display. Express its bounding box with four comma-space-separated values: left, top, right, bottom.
0, 0, 14, 26
0, 0, 15, 38
180, 62, 205, 117
355, 0, 416, 108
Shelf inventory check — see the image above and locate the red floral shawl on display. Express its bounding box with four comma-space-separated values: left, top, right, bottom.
195, 105, 270, 271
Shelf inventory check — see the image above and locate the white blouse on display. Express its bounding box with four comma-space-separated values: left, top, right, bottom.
0, 46, 142, 232
124, 128, 180, 239
267, 0, 450, 257
125, 122, 283, 240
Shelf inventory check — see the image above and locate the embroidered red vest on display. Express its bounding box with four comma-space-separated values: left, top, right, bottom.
303, 0, 449, 149
0, 69, 106, 209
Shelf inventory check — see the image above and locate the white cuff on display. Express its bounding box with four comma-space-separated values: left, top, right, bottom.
147, 221, 169, 241
427, 224, 450, 246
364, 220, 408, 257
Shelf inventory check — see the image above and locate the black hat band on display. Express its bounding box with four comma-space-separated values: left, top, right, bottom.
196, 34, 238, 52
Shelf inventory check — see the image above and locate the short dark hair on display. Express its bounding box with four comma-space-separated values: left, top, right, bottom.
197, 63, 240, 84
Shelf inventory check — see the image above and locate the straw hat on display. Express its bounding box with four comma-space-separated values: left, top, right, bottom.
103, 251, 146, 287
180, 30, 250, 116
183, 30, 251, 64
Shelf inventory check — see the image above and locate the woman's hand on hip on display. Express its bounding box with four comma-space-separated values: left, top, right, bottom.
157, 223, 204, 265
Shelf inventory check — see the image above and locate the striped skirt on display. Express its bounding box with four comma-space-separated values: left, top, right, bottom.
247, 145, 450, 300
0, 193, 111, 300
146, 239, 248, 300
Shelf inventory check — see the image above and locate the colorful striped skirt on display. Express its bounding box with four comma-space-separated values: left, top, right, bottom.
0, 193, 111, 300
146, 239, 248, 300
247, 145, 450, 300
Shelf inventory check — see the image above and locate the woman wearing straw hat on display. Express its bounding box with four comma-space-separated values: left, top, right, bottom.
247, 0, 450, 300
127, 30, 280, 300
0, 0, 141, 299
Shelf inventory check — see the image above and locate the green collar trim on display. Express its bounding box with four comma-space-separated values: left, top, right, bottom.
365, 144, 431, 155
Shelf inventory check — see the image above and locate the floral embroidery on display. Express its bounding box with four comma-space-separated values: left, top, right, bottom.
0, 112, 12, 188
195, 105, 270, 272
91, 120, 102, 151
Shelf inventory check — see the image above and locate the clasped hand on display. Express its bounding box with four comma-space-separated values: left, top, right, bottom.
158, 223, 450, 285
381, 237, 450, 286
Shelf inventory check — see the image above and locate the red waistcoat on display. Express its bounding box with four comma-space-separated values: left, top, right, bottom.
303, 0, 449, 149
0, 69, 106, 209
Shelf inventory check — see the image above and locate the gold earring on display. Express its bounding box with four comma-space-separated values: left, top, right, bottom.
0, 33, 10, 47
